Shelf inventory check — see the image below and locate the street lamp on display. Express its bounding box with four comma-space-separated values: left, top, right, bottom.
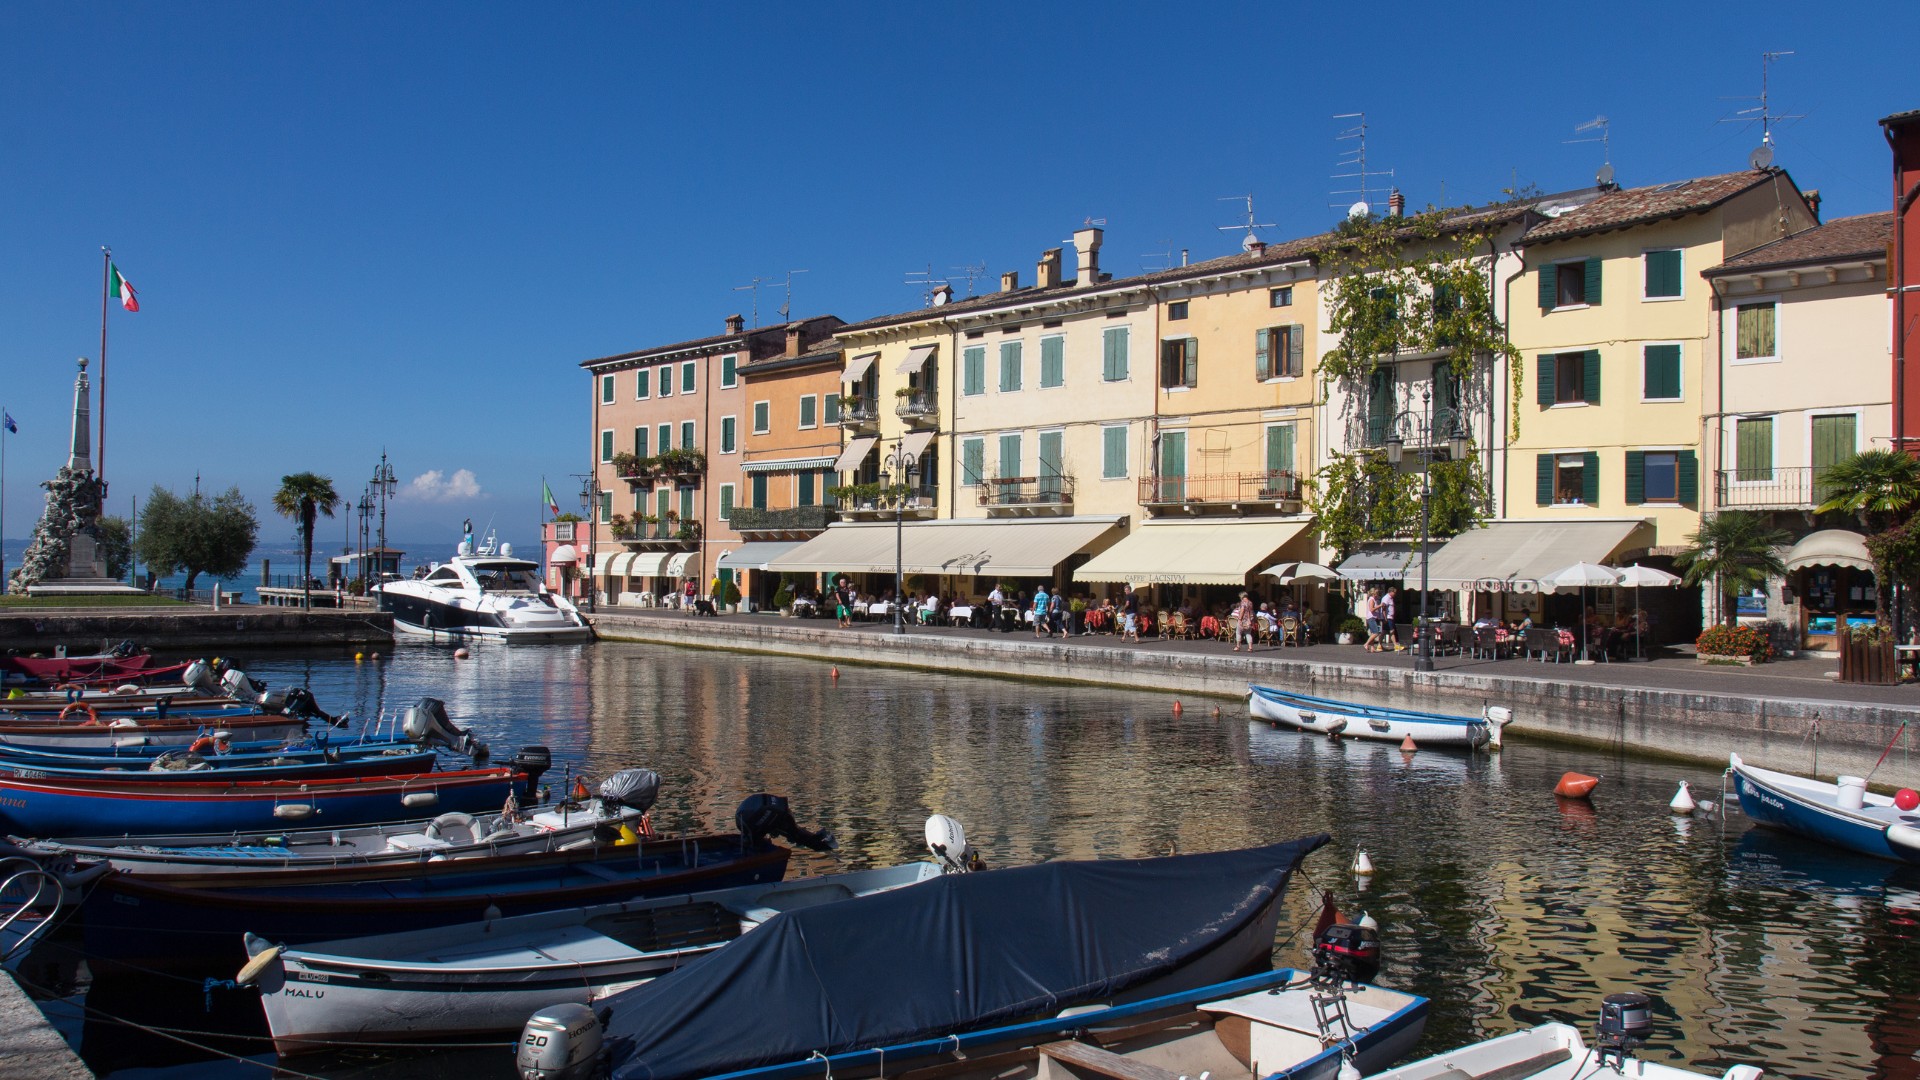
371, 451, 396, 582
356, 488, 374, 592
1384, 382, 1470, 673
882, 437, 920, 635
577, 474, 597, 612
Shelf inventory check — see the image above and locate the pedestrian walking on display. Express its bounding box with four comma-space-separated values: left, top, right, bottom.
1381, 586, 1402, 651
834, 577, 853, 628
1048, 589, 1066, 638
1032, 584, 1051, 638
1122, 584, 1140, 642
1231, 591, 1256, 652
1359, 587, 1380, 652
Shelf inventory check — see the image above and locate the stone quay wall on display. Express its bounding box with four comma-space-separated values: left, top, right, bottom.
0, 608, 393, 655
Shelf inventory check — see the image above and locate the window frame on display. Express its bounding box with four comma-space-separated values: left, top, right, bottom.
633, 426, 648, 458
600, 374, 614, 405
599, 429, 614, 463
1554, 354, 1586, 405
798, 393, 818, 430
1101, 326, 1130, 382
751, 401, 771, 435
1554, 261, 1590, 310
679, 420, 696, 450
1269, 287, 1293, 308
658, 366, 673, 398
657, 423, 672, 456
718, 482, 735, 520
1733, 417, 1775, 484
1167, 300, 1189, 321
720, 354, 738, 389
719, 415, 737, 455
1039, 334, 1065, 389
633, 370, 649, 399
1640, 450, 1681, 504
962, 345, 987, 396
1731, 299, 1781, 365
681, 361, 697, 395
1101, 424, 1128, 479
1160, 337, 1198, 391
1642, 248, 1684, 302
960, 436, 986, 486
1641, 342, 1684, 402
1553, 453, 1588, 506
999, 340, 1023, 393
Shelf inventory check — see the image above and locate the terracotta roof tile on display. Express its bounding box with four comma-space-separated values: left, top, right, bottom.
1519, 171, 1776, 245
1706, 212, 1893, 274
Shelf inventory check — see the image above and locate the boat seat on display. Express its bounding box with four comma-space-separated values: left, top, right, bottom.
1468, 1048, 1572, 1080
1037, 1040, 1182, 1080
384, 834, 450, 852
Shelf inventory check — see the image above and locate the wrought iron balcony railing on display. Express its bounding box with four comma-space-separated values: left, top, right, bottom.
977, 475, 1075, 509
1714, 466, 1839, 510
894, 391, 938, 422
728, 505, 836, 533
1139, 470, 1301, 506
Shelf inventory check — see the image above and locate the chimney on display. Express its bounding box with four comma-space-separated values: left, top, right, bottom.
725, 313, 746, 335
1001, 270, 1020, 293
786, 323, 805, 357
1181, 249, 1189, 267
1804, 189, 1822, 222
1037, 247, 1063, 289
1388, 188, 1405, 218
1246, 240, 1266, 257
1072, 227, 1104, 287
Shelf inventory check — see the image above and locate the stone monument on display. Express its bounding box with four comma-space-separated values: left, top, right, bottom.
13, 357, 141, 595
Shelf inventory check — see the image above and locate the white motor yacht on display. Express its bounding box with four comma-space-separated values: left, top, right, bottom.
377, 533, 592, 643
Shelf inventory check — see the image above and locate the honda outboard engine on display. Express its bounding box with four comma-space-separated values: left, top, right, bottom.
735, 793, 837, 852
402, 697, 490, 760
597, 768, 658, 815
1311, 921, 1382, 986
219, 667, 262, 704
516, 1002, 608, 1080
925, 814, 980, 873
183, 660, 218, 695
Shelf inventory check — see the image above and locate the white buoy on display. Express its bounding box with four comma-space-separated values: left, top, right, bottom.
1351, 850, 1375, 876
1356, 911, 1378, 929
1338, 1059, 1363, 1080
1670, 781, 1696, 815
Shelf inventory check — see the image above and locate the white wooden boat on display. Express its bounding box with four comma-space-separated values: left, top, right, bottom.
1363, 1021, 1762, 1080
1729, 752, 1920, 864
1248, 685, 1512, 749
244, 860, 946, 1055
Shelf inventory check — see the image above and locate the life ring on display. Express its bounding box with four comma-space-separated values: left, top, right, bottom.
424, 811, 477, 842
60, 703, 100, 725
189, 736, 217, 754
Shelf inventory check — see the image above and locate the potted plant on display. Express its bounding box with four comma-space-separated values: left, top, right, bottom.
1336, 616, 1366, 645
610, 451, 641, 478
895, 386, 913, 398
609, 514, 633, 540
1694, 624, 1773, 666
837, 393, 864, 415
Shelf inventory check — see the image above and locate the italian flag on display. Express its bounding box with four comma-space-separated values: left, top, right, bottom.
110, 264, 138, 312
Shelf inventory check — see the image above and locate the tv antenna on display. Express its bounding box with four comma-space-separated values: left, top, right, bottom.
1141, 239, 1176, 273
733, 275, 771, 327
903, 264, 950, 307
1719, 50, 1802, 169
1331, 112, 1393, 219
948, 261, 988, 297
774, 269, 809, 323
1566, 115, 1615, 187
1217, 195, 1275, 252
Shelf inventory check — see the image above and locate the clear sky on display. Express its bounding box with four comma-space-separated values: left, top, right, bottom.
2, 3, 1912, 551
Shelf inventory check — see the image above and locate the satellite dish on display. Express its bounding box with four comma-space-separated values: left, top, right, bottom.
1596, 163, 1615, 187
1347, 200, 1370, 220
1749, 144, 1774, 170
1241, 232, 1260, 252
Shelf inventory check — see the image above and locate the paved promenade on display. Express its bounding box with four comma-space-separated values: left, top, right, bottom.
0, 972, 90, 1079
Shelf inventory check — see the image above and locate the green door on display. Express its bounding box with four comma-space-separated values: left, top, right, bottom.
1160, 431, 1186, 502
1811, 414, 1856, 505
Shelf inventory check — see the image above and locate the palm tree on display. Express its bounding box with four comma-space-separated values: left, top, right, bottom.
273, 473, 341, 610
1813, 449, 1920, 625
1674, 511, 1789, 628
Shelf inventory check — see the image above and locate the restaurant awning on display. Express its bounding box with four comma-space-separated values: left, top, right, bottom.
765, 517, 1124, 578
717, 541, 803, 571
1424, 519, 1648, 592
599, 551, 671, 580
547, 544, 578, 565
896, 343, 936, 374
742, 455, 837, 475
842, 352, 879, 385
1072, 518, 1313, 586
1335, 542, 1433, 581
899, 429, 936, 461
833, 436, 878, 474
665, 552, 696, 578
592, 549, 628, 576
1786, 529, 1872, 572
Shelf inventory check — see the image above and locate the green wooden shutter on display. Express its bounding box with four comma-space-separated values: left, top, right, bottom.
1536, 454, 1554, 505
1643, 345, 1681, 400
799, 396, 816, 428
1041, 337, 1064, 387
1582, 351, 1602, 405
681, 364, 695, 394
1537, 354, 1556, 406
1184, 338, 1199, 387
1367, 367, 1393, 444
1646, 250, 1681, 298
681, 421, 695, 450
751, 474, 767, 509
962, 439, 983, 485
1254, 328, 1272, 381
601, 430, 613, 461
719, 485, 733, 518
753, 401, 768, 432
964, 346, 985, 394
798, 472, 814, 506
1287, 325, 1304, 377
679, 487, 694, 523
1677, 450, 1698, 506
1737, 418, 1773, 481
659, 367, 672, 396
656, 489, 670, 529
722, 354, 736, 386
599, 491, 612, 522
999, 433, 1021, 479
1624, 450, 1646, 504
721, 416, 736, 454
1583, 258, 1603, 305
633, 427, 646, 456
634, 371, 648, 399
1581, 452, 1600, 504
658, 423, 671, 454
1266, 424, 1295, 475
601, 375, 614, 404
1000, 342, 1022, 392
1039, 431, 1063, 497
1102, 328, 1127, 381
1538, 264, 1558, 309
823, 394, 839, 424
1103, 426, 1126, 478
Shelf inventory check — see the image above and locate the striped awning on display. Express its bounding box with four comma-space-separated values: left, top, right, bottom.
899, 430, 936, 461
741, 455, 837, 475
833, 436, 878, 474
718, 542, 803, 571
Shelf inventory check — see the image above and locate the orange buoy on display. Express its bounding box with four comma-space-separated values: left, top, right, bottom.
1554, 772, 1601, 799
830, 666, 840, 680
1400, 734, 1418, 752
1172, 700, 1184, 715
1211, 706, 1221, 717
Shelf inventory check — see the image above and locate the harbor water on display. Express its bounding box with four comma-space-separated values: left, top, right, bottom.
10, 639, 1918, 1079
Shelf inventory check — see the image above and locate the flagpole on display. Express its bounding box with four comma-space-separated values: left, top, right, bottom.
99, 246, 110, 486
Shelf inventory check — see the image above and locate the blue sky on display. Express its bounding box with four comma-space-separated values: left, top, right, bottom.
2, 3, 1911, 550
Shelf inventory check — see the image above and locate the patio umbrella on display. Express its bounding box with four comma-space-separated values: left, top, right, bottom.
1259, 561, 1339, 583
1542, 562, 1624, 661
1614, 563, 1681, 661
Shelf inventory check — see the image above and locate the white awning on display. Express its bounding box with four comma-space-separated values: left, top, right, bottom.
899, 429, 936, 461
548, 544, 578, 565
1335, 542, 1432, 581
842, 352, 879, 385
1787, 529, 1873, 572
1425, 519, 1649, 592
833, 436, 878, 474
896, 343, 936, 374
1072, 519, 1313, 586
766, 517, 1123, 578
665, 552, 696, 578
741, 455, 837, 475
592, 549, 629, 575
717, 541, 803, 571
599, 551, 669, 580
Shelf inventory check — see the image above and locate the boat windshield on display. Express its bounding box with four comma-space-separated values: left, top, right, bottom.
472, 564, 542, 592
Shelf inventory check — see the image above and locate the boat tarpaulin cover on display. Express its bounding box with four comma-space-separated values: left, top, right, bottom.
603, 835, 1329, 1080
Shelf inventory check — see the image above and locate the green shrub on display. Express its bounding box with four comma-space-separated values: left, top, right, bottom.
1696, 624, 1771, 662
1338, 615, 1367, 637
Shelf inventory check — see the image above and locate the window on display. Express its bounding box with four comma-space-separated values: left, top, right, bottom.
1625, 449, 1697, 505
1102, 327, 1129, 381
1256, 325, 1304, 380
961, 437, 985, 486
657, 423, 671, 456
720, 416, 737, 455
752, 401, 770, 434
679, 420, 695, 450
600, 375, 614, 404
1102, 425, 1128, 479
656, 489, 670, 527
1038, 431, 1063, 498
634, 371, 649, 399
1735, 418, 1774, 482
718, 483, 734, 520
1366, 367, 1393, 446
721, 354, 738, 388
1265, 424, 1296, 490
799, 394, 818, 429
633, 427, 648, 458
1539, 258, 1602, 309
1160, 338, 1198, 389
679, 486, 694, 523
681, 361, 696, 394
1040, 336, 1064, 388
1735, 303, 1777, 361
1537, 351, 1600, 406
1644, 250, 1683, 300
1535, 452, 1598, 506
751, 474, 767, 509
1643, 344, 1681, 401
998, 433, 1022, 480
1269, 287, 1293, 308
598, 491, 612, 523
1168, 301, 1189, 320
999, 341, 1023, 393
658, 367, 673, 397
963, 346, 986, 396
823, 394, 839, 424
600, 429, 614, 462
798, 471, 815, 506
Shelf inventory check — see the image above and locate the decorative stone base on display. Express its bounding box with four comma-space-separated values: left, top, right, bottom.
1696, 654, 1758, 666
26, 578, 146, 597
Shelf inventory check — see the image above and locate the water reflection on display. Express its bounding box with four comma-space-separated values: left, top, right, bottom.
18, 640, 1914, 1079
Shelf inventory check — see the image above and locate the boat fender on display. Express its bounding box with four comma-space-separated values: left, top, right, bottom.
1323, 717, 1347, 737
1351, 850, 1375, 875
235, 938, 284, 987
108, 718, 141, 730
402, 791, 441, 810
425, 811, 476, 842
1887, 822, 1920, 858
60, 703, 100, 725
274, 804, 317, 820
1898, 789, 1920, 812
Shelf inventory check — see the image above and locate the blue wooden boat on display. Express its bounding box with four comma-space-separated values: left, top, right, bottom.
0, 713, 309, 752
0, 766, 523, 838
0, 735, 420, 769
0, 746, 437, 784
1730, 752, 1920, 864
1247, 684, 1512, 749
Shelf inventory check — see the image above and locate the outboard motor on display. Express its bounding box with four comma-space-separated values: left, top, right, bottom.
261, 686, 347, 728
516, 1002, 609, 1080
1595, 992, 1654, 1069
402, 697, 490, 760
1311, 922, 1382, 986
509, 745, 553, 789
110, 640, 140, 659
735, 793, 837, 853
182, 659, 218, 695
597, 767, 658, 815
219, 668, 263, 704
925, 814, 981, 873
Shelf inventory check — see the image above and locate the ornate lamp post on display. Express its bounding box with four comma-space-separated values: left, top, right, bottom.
356, 488, 375, 592
578, 474, 597, 612
881, 436, 920, 635
1384, 383, 1470, 673
371, 451, 396, 580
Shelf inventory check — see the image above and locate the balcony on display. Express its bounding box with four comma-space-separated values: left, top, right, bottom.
1715, 466, 1838, 511
836, 485, 938, 522
612, 450, 706, 489
836, 396, 880, 432
729, 504, 836, 539
1139, 470, 1303, 515
978, 475, 1075, 516
609, 517, 701, 552
894, 390, 939, 425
